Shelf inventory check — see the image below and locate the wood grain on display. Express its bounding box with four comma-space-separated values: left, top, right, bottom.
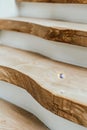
0, 99, 49, 130
17, 0, 87, 4
0, 45, 87, 127
0, 18, 87, 47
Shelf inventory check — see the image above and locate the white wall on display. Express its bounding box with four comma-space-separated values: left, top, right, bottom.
0, 0, 18, 18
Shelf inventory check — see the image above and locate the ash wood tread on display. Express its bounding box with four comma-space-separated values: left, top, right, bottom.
1, 17, 87, 47
0, 45, 87, 127
0, 99, 49, 130
17, 0, 87, 4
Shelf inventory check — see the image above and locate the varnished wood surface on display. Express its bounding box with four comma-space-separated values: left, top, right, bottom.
0, 99, 49, 130
0, 17, 87, 47
17, 0, 87, 4
0, 45, 87, 127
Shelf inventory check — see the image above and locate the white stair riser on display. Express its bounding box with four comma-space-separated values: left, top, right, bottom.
0, 30, 87, 68
18, 3, 87, 24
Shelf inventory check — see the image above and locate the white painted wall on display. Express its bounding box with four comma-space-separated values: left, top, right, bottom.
0, 0, 18, 18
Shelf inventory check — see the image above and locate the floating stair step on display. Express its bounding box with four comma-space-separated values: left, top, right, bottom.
17, 0, 87, 4
0, 99, 49, 130
0, 81, 86, 130
1, 17, 87, 47
0, 45, 87, 127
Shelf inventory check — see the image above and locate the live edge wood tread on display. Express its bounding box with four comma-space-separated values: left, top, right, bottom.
17, 0, 87, 4
0, 18, 87, 47
0, 45, 87, 127
0, 99, 49, 130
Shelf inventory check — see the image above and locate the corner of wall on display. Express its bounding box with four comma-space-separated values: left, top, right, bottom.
0, 0, 19, 18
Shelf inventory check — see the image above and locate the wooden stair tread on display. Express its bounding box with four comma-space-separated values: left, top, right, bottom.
0, 17, 87, 47
17, 0, 87, 4
0, 45, 87, 127
0, 99, 49, 130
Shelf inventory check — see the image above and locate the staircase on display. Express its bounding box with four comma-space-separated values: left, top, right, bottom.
0, 0, 87, 130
